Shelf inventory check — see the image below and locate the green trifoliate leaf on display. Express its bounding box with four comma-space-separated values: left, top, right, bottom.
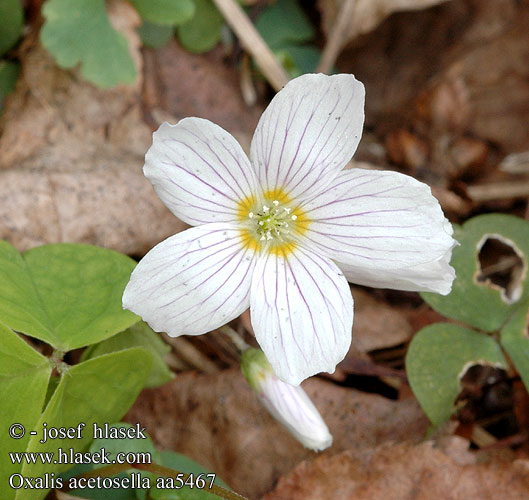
274, 45, 321, 78
89, 423, 159, 467
40, 0, 137, 88
149, 450, 229, 499
422, 214, 529, 332
137, 21, 174, 48
129, 0, 195, 26
0, 0, 23, 56
176, 0, 223, 53
82, 321, 174, 388
0, 241, 138, 351
500, 298, 529, 392
406, 323, 508, 427
256, 0, 314, 50
0, 325, 51, 500
18, 348, 152, 500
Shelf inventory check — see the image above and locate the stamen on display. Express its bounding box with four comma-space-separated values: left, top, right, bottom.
248, 198, 300, 244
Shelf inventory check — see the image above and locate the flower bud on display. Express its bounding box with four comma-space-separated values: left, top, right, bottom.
241, 348, 332, 451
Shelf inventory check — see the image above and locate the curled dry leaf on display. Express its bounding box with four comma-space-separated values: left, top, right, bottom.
125, 368, 428, 499
319, 0, 452, 44
262, 440, 529, 500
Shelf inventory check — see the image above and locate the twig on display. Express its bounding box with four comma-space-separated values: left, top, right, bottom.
316, 0, 357, 74
466, 180, 529, 202
162, 334, 218, 373
212, 0, 290, 91
220, 325, 250, 352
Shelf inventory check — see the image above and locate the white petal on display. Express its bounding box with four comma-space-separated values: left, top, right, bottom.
250, 246, 354, 385
144, 118, 259, 226
250, 73, 365, 203
123, 223, 256, 336
260, 377, 332, 451
299, 168, 457, 294
336, 252, 455, 294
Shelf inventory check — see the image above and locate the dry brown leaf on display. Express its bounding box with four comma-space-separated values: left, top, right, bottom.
263, 440, 529, 500
124, 368, 428, 499
0, 1, 188, 254
349, 286, 412, 354
319, 0, 452, 44
0, 2, 263, 254
338, 0, 529, 160
143, 40, 263, 135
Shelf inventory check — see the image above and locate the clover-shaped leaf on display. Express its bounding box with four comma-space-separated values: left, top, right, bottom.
129, 0, 195, 26
176, 0, 223, 53
0, 241, 138, 351
40, 0, 137, 88
500, 298, 529, 391
422, 214, 529, 332
406, 323, 508, 427
256, 0, 314, 50
82, 321, 174, 388
137, 21, 174, 48
18, 348, 151, 500
149, 450, 230, 499
0, 325, 51, 500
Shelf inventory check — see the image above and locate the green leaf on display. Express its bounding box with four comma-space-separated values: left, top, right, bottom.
149, 450, 229, 499
40, 0, 137, 88
500, 298, 529, 391
176, 0, 223, 53
61, 464, 138, 500
256, 0, 314, 50
89, 423, 159, 467
137, 21, 174, 48
274, 45, 320, 78
83, 322, 174, 388
0, 0, 23, 56
406, 323, 508, 427
0, 241, 138, 351
422, 214, 529, 332
17, 348, 152, 500
0, 60, 20, 102
0, 325, 51, 500
130, 0, 195, 26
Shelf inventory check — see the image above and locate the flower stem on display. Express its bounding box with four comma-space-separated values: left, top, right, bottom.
220, 325, 250, 352
60, 461, 249, 500
134, 463, 249, 500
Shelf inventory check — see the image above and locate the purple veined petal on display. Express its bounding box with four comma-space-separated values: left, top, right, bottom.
241, 348, 332, 451
336, 251, 455, 294
260, 375, 332, 451
299, 168, 457, 294
250, 73, 365, 203
250, 245, 354, 385
123, 223, 257, 337
144, 118, 259, 226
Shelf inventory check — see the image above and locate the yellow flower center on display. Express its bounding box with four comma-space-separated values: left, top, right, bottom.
238, 190, 307, 254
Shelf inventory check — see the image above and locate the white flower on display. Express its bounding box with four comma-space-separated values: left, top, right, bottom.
241, 348, 332, 451
122, 73, 456, 385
